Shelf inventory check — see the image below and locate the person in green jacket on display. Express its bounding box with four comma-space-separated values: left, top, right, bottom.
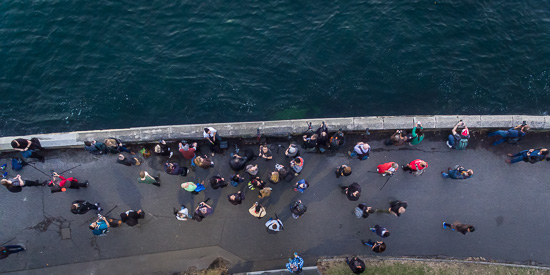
409, 122, 424, 145
138, 171, 160, 187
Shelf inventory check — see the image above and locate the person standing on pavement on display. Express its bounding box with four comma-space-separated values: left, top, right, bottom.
71, 200, 101, 214
290, 200, 307, 219
84, 140, 106, 155
506, 148, 549, 164
193, 199, 213, 222
488, 123, 529, 145
441, 166, 474, 179
408, 121, 424, 146
361, 239, 386, 253
203, 127, 221, 156
348, 142, 370, 160
181, 182, 204, 195
138, 171, 161, 187
402, 159, 428, 176
120, 209, 145, 226
178, 141, 197, 159
286, 252, 304, 273
443, 221, 475, 235
354, 203, 374, 219
377, 162, 399, 176
335, 164, 352, 178
258, 144, 273, 160
370, 225, 390, 238
0, 244, 26, 259
265, 216, 284, 233
154, 140, 171, 157
340, 183, 361, 201
447, 120, 470, 150
228, 191, 245, 205
293, 179, 309, 193
345, 256, 366, 274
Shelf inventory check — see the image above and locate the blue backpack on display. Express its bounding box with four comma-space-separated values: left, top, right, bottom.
11, 158, 23, 171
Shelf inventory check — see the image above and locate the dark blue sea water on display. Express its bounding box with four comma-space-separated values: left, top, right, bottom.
1, 1, 550, 136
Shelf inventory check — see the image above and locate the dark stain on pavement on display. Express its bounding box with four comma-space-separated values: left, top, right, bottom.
495, 216, 504, 226
27, 216, 67, 232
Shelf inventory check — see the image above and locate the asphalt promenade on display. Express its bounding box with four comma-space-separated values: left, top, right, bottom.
1, 130, 550, 274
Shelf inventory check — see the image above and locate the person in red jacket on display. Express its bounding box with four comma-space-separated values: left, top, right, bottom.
178, 141, 197, 159
49, 172, 88, 193
377, 162, 398, 176
402, 159, 428, 175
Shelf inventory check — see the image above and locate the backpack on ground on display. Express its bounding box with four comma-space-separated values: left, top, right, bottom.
11, 158, 25, 171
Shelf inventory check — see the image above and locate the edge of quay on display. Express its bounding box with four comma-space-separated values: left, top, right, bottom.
0, 115, 547, 152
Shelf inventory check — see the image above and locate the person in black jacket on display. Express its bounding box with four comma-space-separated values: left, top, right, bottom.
335, 164, 352, 178
345, 256, 366, 274
290, 200, 307, 219
120, 209, 145, 226
71, 200, 101, 214
361, 239, 386, 253
228, 191, 245, 205
443, 221, 475, 235
210, 175, 228, 189
377, 200, 408, 217
164, 162, 189, 176
117, 154, 140, 166
340, 183, 361, 201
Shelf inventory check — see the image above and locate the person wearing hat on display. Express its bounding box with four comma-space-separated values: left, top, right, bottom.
506, 148, 549, 164
120, 209, 145, 226
249, 202, 267, 219
348, 142, 370, 160
178, 141, 197, 160
335, 164, 352, 178
246, 164, 258, 176
447, 121, 470, 149
285, 144, 300, 158
203, 127, 221, 156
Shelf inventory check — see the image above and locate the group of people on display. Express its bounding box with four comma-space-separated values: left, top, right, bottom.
0, 120, 535, 272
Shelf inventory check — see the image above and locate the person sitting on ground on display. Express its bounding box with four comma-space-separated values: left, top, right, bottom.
11, 137, 46, 162
290, 157, 304, 176
293, 179, 309, 193
228, 191, 245, 205
120, 209, 145, 226
341, 183, 361, 201
346, 256, 366, 274
354, 203, 374, 219
164, 162, 189, 176
229, 148, 253, 171
230, 174, 245, 187
316, 122, 330, 152
210, 175, 228, 189
84, 140, 106, 155
117, 154, 141, 166
378, 200, 408, 217
246, 164, 259, 177
285, 144, 300, 158
330, 129, 346, 149
154, 140, 171, 157
408, 122, 424, 146
258, 187, 273, 199
348, 142, 370, 160
258, 144, 273, 160
248, 176, 265, 190
370, 224, 390, 238
385, 130, 408, 146
71, 200, 101, 214
443, 221, 475, 235
441, 165, 474, 179
447, 121, 470, 150
506, 148, 549, 164
1, 175, 45, 193
377, 162, 398, 176
402, 159, 428, 175
361, 239, 386, 253
193, 199, 213, 222
290, 200, 307, 219
89, 215, 111, 236
335, 164, 352, 178
203, 127, 221, 156
286, 252, 304, 273
138, 171, 160, 187
49, 172, 88, 193
249, 202, 266, 219
276, 163, 294, 182
488, 123, 530, 146
178, 141, 197, 159
194, 155, 214, 169
104, 138, 132, 154
174, 205, 192, 221
302, 133, 318, 149
265, 216, 284, 233
269, 171, 279, 184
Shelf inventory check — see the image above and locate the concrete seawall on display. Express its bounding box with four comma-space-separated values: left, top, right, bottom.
0, 115, 546, 151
